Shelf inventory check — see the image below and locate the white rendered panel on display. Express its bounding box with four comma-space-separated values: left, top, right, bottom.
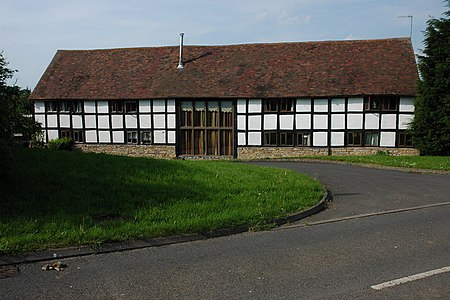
97, 101, 109, 113
72, 115, 82, 129
313, 115, 328, 130
237, 99, 246, 113
237, 115, 246, 130
314, 99, 328, 112
248, 99, 262, 113
331, 98, 345, 112
84, 101, 96, 113
399, 114, 413, 130
153, 115, 166, 129
98, 131, 111, 143
331, 132, 345, 146
139, 100, 151, 113
98, 115, 110, 129
112, 131, 124, 143
59, 114, 70, 127
348, 97, 364, 111
112, 115, 123, 129
399, 97, 415, 112
48, 130, 59, 141
153, 130, 166, 143
264, 115, 277, 130
153, 100, 165, 113
85, 130, 97, 143
167, 99, 176, 113
168, 131, 176, 144
35, 114, 46, 127
125, 115, 138, 128
381, 114, 396, 129
34, 102, 45, 113
238, 132, 246, 145
365, 113, 380, 129
296, 99, 311, 112
280, 115, 294, 130
296, 114, 311, 129
247, 132, 261, 145
248, 115, 261, 130
347, 114, 363, 129
47, 115, 58, 127
85, 115, 97, 128
380, 132, 396, 147
313, 132, 328, 146
139, 115, 151, 129
167, 114, 176, 129
331, 114, 345, 129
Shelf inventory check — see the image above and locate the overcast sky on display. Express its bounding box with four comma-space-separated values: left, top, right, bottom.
1, 0, 446, 89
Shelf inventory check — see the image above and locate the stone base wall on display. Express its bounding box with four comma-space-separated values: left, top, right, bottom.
75, 144, 176, 159
237, 146, 419, 159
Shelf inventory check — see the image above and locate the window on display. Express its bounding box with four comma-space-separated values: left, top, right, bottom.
73, 101, 83, 113
181, 101, 193, 127
207, 101, 219, 127
280, 99, 294, 112
280, 132, 294, 146
60, 129, 71, 138
364, 97, 381, 111
110, 101, 124, 113
382, 97, 397, 111
398, 132, 413, 147
46, 101, 59, 112
264, 132, 278, 146
125, 101, 137, 113
264, 99, 278, 112
73, 130, 84, 143
60, 102, 71, 112
263, 99, 294, 112
141, 131, 152, 144
194, 101, 206, 127
127, 131, 138, 144
347, 131, 362, 146
296, 132, 311, 146
221, 101, 233, 127
364, 131, 379, 146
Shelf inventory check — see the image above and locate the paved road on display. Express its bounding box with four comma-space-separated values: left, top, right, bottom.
1, 162, 450, 299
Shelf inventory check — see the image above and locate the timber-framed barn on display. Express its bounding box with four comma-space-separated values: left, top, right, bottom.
30, 37, 419, 159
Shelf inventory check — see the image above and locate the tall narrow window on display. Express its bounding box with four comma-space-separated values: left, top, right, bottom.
194, 101, 206, 127
206, 130, 219, 155
220, 130, 233, 156
207, 101, 219, 127
181, 101, 193, 127
221, 101, 233, 127
73, 101, 83, 113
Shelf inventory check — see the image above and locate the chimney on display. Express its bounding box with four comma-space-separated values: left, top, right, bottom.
177, 33, 184, 70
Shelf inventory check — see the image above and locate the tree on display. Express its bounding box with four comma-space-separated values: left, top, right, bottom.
0, 52, 39, 144
410, 1, 450, 155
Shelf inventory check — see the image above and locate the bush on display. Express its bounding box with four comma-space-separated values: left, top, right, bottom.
47, 137, 74, 151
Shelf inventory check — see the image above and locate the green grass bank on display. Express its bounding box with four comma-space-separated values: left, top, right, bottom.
0, 146, 323, 255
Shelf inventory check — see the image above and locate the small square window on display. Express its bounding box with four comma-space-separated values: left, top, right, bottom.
364, 97, 381, 111
264, 99, 278, 112
264, 132, 278, 146
125, 101, 137, 113
398, 132, 413, 147
364, 131, 379, 146
60, 129, 71, 138
280, 99, 294, 112
296, 132, 311, 146
110, 101, 124, 113
280, 132, 294, 146
141, 131, 152, 144
46, 102, 59, 112
347, 131, 362, 146
127, 131, 138, 144
73, 130, 84, 143
73, 101, 83, 113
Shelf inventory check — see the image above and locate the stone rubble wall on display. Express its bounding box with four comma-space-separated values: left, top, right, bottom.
74, 144, 176, 159
237, 147, 419, 160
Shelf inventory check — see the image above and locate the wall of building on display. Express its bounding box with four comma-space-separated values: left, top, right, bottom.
75, 144, 176, 159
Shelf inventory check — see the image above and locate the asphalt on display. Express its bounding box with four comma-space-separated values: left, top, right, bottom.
1, 160, 449, 266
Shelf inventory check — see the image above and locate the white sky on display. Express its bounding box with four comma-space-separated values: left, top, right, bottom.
0, 0, 446, 89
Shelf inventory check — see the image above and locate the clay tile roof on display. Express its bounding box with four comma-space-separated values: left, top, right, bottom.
30, 38, 418, 100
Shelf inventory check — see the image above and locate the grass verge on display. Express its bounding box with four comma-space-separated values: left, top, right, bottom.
0, 146, 323, 255
301, 155, 450, 171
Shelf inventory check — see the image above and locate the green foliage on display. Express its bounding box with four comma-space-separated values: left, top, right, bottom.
375, 150, 391, 156
0, 52, 40, 145
47, 137, 74, 151
410, 1, 450, 155
0, 147, 323, 254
